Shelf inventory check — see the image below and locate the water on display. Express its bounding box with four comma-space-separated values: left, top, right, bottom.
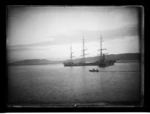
8, 62, 141, 105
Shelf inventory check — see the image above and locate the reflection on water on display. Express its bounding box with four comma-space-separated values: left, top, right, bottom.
8, 62, 141, 105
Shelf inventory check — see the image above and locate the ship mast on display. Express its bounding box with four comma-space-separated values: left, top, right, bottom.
100, 35, 102, 59
70, 43, 73, 62
99, 35, 106, 60
82, 37, 85, 63
81, 37, 88, 63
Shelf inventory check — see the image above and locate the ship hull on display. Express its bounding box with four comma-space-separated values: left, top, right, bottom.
64, 60, 116, 67
64, 62, 99, 67
98, 60, 115, 67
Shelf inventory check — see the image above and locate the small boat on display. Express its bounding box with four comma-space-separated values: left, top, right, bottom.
89, 69, 99, 72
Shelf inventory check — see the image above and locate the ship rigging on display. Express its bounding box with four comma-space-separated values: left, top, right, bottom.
63, 35, 116, 67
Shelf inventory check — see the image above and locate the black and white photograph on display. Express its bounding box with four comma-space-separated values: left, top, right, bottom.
7, 6, 144, 108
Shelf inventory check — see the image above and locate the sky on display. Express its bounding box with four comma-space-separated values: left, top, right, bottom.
7, 6, 140, 62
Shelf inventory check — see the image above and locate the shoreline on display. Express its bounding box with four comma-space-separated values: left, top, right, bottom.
116, 60, 139, 63
8, 60, 139, 66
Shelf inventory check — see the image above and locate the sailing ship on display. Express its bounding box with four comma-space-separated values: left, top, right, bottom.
98, 35, 116, 67
63, 35, 116, 67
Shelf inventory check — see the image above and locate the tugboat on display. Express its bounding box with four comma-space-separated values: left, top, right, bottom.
63, 35, 116, 67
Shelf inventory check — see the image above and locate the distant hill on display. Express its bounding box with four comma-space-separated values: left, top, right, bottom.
9, 59, 62, 66
65, 53, 140, 63
9, 53, 140, 66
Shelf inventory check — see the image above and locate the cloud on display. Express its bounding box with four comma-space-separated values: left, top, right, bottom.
7, 40, 54, 52
101, 24, 139, 40
7, 23, 139, 52
64, 23, 139, 42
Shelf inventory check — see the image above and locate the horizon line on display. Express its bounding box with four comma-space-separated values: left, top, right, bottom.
9, 52, 140, 63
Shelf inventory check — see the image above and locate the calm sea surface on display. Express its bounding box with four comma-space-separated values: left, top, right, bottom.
8, 62, 141, 105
